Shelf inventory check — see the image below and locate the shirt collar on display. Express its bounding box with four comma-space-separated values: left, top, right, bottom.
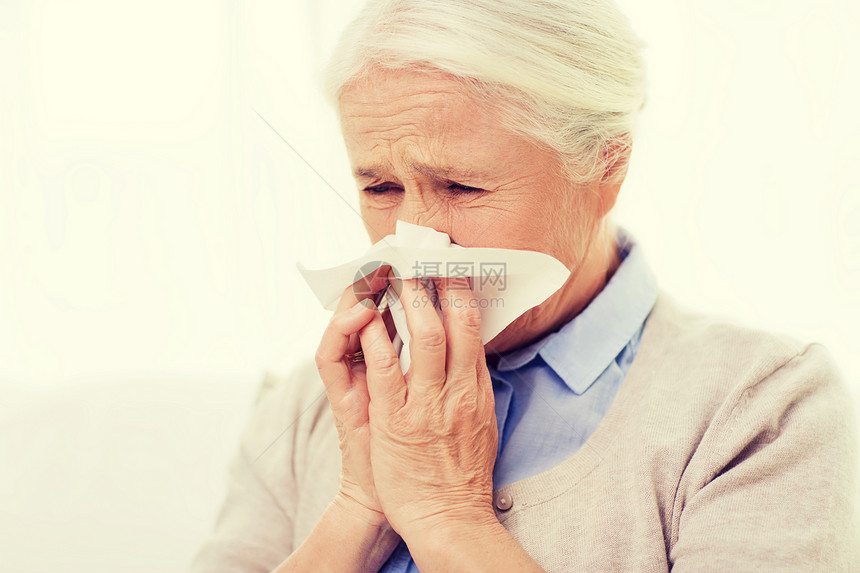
491, 226, 658, 395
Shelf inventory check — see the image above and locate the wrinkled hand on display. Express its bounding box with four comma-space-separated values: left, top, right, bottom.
314, 268, 392, 525
359, 276, 499, 538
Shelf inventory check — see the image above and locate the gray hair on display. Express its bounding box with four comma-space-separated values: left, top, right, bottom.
324, 0, 647, 185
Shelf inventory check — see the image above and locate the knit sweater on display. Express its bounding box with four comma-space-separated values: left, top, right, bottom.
188, 293, 859, 572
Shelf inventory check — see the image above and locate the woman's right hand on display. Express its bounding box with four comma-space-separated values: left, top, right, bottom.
314, 267, 392, 526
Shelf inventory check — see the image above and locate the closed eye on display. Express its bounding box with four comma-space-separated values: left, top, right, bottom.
363, 184, 402, 194
447, 182, 485, 194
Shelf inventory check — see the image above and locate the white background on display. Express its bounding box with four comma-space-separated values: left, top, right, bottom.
1, 1, 858, 571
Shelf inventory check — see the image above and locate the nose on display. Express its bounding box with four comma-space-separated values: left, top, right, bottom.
395, 186, 452, 237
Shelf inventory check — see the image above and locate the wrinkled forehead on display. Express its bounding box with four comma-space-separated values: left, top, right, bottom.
339, 69, 509, 156
338, 67, 486, 130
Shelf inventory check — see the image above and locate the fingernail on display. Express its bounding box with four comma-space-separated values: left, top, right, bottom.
359, 298, 376, 310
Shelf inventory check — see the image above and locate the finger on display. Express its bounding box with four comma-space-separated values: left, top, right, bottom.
335, 265, 391, 356
315, 298, 377, 404
359, 308, 407, 412
438, 277, 483, 381
396, 277, 447, 396
474, 349, 494, 411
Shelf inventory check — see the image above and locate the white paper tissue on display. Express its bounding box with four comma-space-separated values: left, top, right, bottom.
298, 221, 570, 372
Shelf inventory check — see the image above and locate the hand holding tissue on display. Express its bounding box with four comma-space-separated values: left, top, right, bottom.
298, 221, 570, 372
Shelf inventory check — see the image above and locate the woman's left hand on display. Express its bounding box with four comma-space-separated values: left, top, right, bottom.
357, 276, 499, 540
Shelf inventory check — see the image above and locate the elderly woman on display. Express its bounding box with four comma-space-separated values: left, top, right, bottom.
190, 1, 857, 571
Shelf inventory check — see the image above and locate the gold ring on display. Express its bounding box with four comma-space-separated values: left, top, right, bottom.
344, 350, 364, 363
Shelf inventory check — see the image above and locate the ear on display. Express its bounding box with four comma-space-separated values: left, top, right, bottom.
596, 135, 632, 217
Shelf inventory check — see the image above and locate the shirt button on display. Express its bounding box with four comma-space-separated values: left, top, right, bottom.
494, 491, 513, 511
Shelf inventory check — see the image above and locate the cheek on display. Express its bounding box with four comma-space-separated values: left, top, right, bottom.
359, 202, 397, 243
478, 192, 579, 260
454, 208, 547, 252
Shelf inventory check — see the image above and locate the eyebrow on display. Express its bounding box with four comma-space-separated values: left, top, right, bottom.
353, 161, 492, 183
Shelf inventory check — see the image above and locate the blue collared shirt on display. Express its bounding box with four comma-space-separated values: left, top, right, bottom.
381, 227, 658, 571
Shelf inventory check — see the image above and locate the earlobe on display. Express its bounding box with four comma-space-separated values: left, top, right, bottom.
601, 135, 632, 184
597, 136, 632, 216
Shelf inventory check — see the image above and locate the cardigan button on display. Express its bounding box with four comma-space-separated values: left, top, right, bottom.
494, 491, 513, 511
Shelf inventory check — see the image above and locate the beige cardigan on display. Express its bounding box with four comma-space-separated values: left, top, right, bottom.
189, 293, 859, 572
